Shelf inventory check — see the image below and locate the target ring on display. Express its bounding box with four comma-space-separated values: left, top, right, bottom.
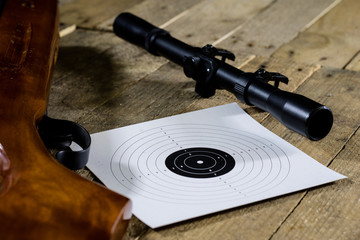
165, 147, 235, 178
110, 124, 290, 204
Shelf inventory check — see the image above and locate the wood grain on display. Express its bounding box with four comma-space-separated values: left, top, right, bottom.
272, 0, 360, 68
345, 51, 360, 71
271, 127, 360, 240
59, 0, 144, 28
97, 0, 205, 31
161, 0, 274, 46
216, 0, 341, 58
49, 29, 168, 121
47, 0, 360, 239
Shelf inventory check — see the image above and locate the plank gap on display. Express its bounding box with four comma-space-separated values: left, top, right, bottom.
327, 122, 360, 168
212, 0, 278, 46
342, 50, 360, 70
268, 109, 359, 240
268, 192, 308, 240
300, 0, 342, 31
76, 25, 113, 33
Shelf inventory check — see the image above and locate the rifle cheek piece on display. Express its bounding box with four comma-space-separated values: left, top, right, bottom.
113, 12, 334, 140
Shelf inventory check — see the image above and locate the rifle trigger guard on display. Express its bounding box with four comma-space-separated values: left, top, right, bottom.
38, 115, 91, 170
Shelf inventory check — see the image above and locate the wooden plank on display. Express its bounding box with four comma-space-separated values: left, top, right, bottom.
49, 30, 168, 120
271, 129, 360, 240
58, 0, 76, 5
76, 62, 198, 132
96, 0, 206, 30
216, 0, 340, 58
59, 0, 144, 28
272, 0, 360, 68
345, 51, 360, 71
162, 0, 273, 46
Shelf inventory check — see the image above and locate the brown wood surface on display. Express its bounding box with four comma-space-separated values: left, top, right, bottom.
47, 0, 360, 239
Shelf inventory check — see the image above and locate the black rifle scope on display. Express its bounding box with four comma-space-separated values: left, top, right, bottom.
113, 12, 333, 141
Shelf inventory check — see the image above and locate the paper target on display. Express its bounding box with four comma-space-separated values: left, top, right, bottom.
88, 103, 345, 228
110, 124, 290, 204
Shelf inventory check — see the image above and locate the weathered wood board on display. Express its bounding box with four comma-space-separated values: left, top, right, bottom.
46, 0, 360, 239
216, 0, 341, 57
272, 130, 360, 239
272, 0, 360, 68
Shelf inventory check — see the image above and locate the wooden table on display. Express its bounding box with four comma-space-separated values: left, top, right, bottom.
52, 0, 360, 239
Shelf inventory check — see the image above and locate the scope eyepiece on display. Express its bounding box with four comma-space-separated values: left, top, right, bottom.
113, 12, 158, 47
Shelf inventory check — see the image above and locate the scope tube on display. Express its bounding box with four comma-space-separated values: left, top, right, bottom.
214, 63, 333, 140
113, 12, 333, 140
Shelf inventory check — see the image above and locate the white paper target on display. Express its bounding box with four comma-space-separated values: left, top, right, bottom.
110, 124, 291, 204
87, 103, 345, 228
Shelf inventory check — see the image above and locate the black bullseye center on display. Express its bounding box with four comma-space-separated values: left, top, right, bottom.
165, 147, 235, 178
184, 155, 216, 169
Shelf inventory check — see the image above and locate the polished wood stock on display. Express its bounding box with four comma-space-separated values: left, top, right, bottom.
0, 1, 130, 239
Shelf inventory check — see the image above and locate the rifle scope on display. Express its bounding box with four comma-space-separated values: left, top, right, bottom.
113, 12, 333, 141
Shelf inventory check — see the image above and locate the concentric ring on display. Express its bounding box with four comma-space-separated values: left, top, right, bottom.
110, 124, 290, 204
165, 147, 235, 178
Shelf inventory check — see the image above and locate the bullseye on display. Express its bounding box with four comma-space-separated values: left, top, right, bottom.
109, 123, 290, 204
165, 147, 235, 178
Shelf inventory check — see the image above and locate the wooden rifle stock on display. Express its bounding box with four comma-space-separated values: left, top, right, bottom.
0, 1, 130, 239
